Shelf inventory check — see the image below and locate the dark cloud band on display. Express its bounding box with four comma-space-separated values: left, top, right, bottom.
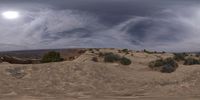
0, 0, 200, 52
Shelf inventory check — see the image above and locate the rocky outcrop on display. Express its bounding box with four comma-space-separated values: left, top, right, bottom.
1, 56, 40, 64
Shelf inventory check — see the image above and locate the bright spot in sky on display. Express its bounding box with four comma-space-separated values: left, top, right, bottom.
2, 11, 19, 19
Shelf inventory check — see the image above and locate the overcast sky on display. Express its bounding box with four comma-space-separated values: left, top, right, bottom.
0, 0, 200, 52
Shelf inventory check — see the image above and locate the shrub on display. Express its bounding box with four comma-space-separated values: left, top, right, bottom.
136, 50, 139, 52
118, 50, 122, 53
173, 53, 187, 61
195, 53, 200, 57
69, 56, 76, 61
149, 58, 178, 73
98, 52, 104, 57
161, 58, 178, 73
161, 64, 176, 73
104, 52, 121, 63
88, 48, 93, 51
184, 58, 200, 65
41, 51, 64, 63
122, 49, 129, 53
102, 52, 132, 65
78, 50, 86, 54
149, 59, 164, 69
92, 57, 98, 62
144, 49, 153, 54
94, 48, 100, 51
120, 57, 132, 65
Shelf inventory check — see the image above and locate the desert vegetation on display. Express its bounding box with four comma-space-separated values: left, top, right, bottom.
149, 58, 178, 73
173, 53, 187, 61
143, 49, 165, 54
41, 51, 64, 63
92, 57, 98, 62
1, 48, 200, 99
103, 52, 121, 63
78, 49, 86, 54
144, 49, 154, 54
184, 57, 200, 65
103, 52, 132, 65
173, 53, 200, 65
118, 49, 130, 54
120, 57, 132, 65
122, 49, 129, 54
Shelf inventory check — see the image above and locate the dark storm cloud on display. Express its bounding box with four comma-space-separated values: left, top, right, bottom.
0, 0, 200, 52
2, 0, 199, 24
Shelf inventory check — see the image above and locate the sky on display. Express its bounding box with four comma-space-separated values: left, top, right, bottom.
0, 0, 200, 52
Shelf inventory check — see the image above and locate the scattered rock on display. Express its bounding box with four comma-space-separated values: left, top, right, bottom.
6, 67, 26, 79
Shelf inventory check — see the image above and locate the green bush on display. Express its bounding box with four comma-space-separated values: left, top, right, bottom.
149, 58, 178, 73
122, 49, 129, 53
144, 49, 153, 54
102, 52, 132, 65
41, 51, 64, 63
161, 64, 176, 73
184, 58, 200, 65
104, 52, 121, 63
173, 53, 187, 61
120, 57, 132, 65
149, 59, 164, 68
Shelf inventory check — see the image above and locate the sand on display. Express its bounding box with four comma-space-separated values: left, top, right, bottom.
0, 48, 199, 100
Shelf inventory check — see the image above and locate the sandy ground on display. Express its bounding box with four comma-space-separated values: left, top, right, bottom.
0, 96, 200, 100
0, 48, 200, 99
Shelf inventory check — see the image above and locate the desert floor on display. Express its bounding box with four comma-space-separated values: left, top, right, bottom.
0, 96, 200, 100
0, 49, 200, 100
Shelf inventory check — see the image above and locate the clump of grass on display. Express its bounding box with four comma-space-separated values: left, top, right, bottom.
149, 58, 178, 73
